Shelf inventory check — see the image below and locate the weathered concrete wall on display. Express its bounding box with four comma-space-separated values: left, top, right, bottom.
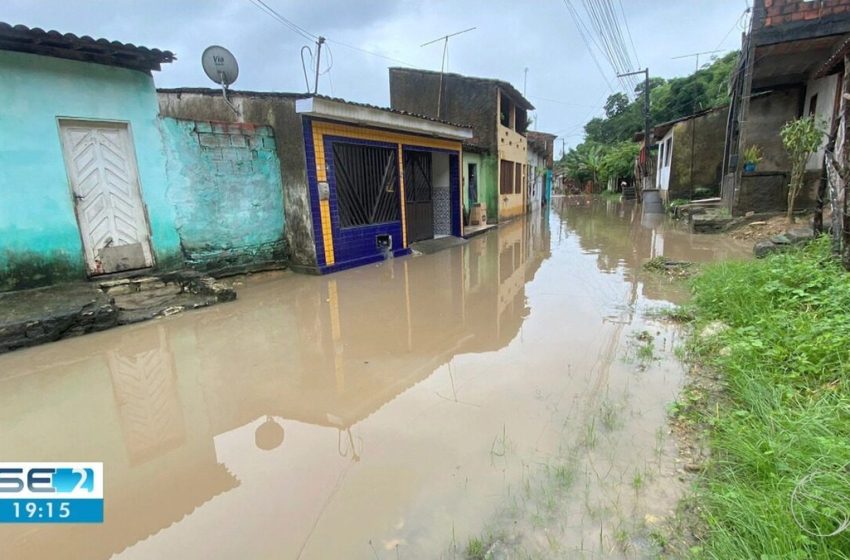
668, 109, 726, 200
389, 68, 498, 153
745, 88, 802, 173
0, 51, 181, 292
158, 90, 317, 270
160, 118, 286, 272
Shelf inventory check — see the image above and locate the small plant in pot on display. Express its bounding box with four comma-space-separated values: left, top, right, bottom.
742, 145, 763, 172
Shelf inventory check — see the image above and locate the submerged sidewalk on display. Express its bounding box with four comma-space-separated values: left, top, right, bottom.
0, 273, 235, 354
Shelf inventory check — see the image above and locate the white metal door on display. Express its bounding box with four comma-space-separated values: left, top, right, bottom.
59, 121, 153, 275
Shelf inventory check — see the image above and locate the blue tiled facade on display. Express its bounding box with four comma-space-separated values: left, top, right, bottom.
302, 117, 462, 274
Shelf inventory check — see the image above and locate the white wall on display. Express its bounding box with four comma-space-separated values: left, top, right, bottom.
527, 150, 545, 209
804, 73, 839, 171
656, 129, 674, 190
431, 152, 451, 236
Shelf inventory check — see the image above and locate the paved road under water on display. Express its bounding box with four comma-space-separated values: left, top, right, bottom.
0, 196, 749, 559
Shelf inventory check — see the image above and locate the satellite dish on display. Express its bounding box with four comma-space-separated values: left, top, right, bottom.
202, 45, 239, 87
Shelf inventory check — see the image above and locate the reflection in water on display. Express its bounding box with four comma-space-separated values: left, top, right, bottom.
0, 201, 747, 559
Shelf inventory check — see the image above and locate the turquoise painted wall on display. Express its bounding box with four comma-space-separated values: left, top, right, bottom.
0, 50, 180, 290
160, 118, 286, 271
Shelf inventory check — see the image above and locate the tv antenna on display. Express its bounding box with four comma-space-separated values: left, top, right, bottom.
671, 49, 726, 72
202, 45, 240, 116
420, 27, 476, 119
300, 36, 327, 94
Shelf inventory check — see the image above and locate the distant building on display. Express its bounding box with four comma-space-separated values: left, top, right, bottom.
723, 0, 850, 214
527, 131, 557, 209
388, 68, 535, 223
651, 106, 727, 203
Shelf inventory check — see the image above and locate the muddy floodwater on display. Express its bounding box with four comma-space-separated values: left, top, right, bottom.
0, 197, 749, 559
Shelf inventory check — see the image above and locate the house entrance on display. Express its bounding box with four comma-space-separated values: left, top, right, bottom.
404, 150, 434, 243
59, 120, 153, 275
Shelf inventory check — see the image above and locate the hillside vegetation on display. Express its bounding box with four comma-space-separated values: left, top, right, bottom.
560, 51, 738, 190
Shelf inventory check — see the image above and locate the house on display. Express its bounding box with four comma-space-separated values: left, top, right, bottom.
651, 106, 727, 203
722, 0, 850, 215
0, 22, 176, 291
388, 68, 536, 224
0, 22, 294, 294
527, 131, 557, 209
158, 89, 472, 274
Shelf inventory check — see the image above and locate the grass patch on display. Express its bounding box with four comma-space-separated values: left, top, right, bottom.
599, 190, 622, 201
682, 237, 850, 558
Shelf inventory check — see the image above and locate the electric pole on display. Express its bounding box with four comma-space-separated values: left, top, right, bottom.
313, 36, 325, 94
619, 68, 651, 195
523, 67, 528, 96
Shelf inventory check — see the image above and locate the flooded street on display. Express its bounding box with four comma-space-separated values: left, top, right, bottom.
0, 197, 748, 559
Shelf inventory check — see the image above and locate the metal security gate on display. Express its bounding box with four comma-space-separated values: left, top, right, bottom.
404, 150, 434, 243
59, 120, 153, 275
332, 142, 400, 227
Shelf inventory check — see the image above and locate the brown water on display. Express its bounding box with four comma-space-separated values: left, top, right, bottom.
0, 196, 748, 560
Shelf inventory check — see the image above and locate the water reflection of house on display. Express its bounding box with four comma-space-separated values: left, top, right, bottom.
0, 223, 550, 560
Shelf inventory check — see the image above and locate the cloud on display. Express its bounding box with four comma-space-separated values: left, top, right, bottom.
4, 0, 747, 150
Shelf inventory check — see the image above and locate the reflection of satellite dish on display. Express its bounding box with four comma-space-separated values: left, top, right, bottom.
202, 45, 239, 87
255, 416, 285, 451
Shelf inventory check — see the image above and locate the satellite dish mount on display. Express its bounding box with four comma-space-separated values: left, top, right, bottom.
202, 46, 240, 116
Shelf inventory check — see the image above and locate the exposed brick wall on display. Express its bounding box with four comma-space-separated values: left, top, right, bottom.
760, 0, 850, 27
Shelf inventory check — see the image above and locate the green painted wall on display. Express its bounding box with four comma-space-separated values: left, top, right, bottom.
463, 152, 498, 223
160, 118, 287, 271
0, 50, 180, 291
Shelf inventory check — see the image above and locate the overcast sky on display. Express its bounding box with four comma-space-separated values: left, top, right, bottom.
6, 0, 750, 152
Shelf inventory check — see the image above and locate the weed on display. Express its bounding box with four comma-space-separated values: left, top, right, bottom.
631, 469, 644, 491
583, 418, 598, 449
682, 237, 850, 558
599, 399, 620, 431
465, 537, 485, 560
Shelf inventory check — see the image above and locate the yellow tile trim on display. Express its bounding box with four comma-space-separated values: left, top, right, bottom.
320, 199, 334, 265
398, 144, 407, 248
312, 121, 462, 152
309, 119, 463, 258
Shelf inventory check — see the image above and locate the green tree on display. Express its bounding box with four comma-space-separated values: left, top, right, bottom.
604, 93, 630, 118
600, 142, 639, 183
780, 116, 823, 223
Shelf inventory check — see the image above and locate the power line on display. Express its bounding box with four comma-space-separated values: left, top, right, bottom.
618, 0, 641, 68
246, 0, 421, 69
563, 0, 616, 93
247, 0, 316, 42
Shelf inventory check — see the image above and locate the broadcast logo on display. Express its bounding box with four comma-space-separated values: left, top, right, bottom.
0, 462, 103, 523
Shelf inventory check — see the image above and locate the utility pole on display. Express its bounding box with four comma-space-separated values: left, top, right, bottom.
561, 138, 565, 159
421, 27, 476, 119
313, 36, 325, 94
619, 69, 650, 197
523, 67, 529, 97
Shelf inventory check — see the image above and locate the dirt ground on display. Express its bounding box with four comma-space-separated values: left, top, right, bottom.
728, 214, 792, 241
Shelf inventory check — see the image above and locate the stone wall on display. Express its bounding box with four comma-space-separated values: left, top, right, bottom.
160, 117, 286, 273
